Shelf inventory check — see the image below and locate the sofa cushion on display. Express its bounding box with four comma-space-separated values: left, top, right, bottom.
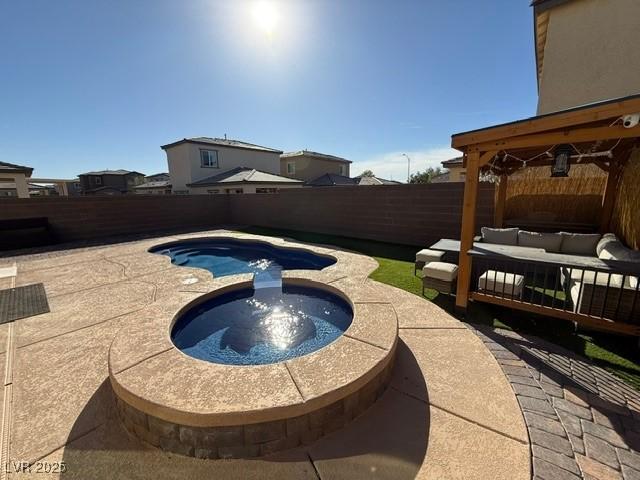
599, 238, 631, 261
562, 268, 624, 289
596, 233, 619, 256
478, 270, 524, 297
518, 230, 563, 252
560, 233, 601, 256
481, 227, 519, 246
597, 238, 640, 289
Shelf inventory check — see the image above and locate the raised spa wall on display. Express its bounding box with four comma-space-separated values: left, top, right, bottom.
115, 356, 395, 459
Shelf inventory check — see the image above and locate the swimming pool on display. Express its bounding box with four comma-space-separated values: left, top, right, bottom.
171, 283, 353, 365
150, 238, 336, 277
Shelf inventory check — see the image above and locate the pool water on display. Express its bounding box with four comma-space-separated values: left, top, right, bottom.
171, 284, 353, 365
150, 239, 335, 277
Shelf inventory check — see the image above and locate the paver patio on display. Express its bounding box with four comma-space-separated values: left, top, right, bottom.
6, 228, 625, 479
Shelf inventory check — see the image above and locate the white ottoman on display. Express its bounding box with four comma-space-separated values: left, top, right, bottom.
415, 249, 445, 274
422, 261, 458, 294
479, 270, 525, 298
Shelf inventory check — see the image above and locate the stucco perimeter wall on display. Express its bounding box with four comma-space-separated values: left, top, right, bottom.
537, 0, 640, 114
230, 183, 495, 247
0, 195, 231, 243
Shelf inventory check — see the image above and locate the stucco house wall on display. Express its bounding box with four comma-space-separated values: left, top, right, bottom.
280, 154, 350, 182
536, 0, 640, 114
166, 143, 281, 194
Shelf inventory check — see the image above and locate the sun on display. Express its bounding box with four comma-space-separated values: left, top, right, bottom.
251, 1, 279, 37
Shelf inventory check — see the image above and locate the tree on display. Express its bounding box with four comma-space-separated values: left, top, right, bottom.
359, 169, 375, 177
408, 167, 443, 184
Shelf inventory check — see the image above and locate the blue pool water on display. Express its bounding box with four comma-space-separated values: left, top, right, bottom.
150, 239, 336, 277
171, 284, 353, 365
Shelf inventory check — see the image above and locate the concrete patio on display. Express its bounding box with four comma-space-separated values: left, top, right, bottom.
0, 230, 533, 479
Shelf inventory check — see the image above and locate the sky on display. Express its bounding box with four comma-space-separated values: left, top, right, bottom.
0, 0, 538, 181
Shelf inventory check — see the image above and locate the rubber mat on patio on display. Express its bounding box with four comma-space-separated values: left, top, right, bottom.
0, 283, 49, 324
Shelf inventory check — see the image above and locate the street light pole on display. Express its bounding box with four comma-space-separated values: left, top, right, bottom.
402, 153, 411, 183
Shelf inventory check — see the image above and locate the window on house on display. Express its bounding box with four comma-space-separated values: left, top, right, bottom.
200, 150, 219, 168
225, 188, 243, 194
173, 190, 189, 195
256, 188, 278, 193
287, 162, 295, 175
339, 164, 347, 176
206, 189, 220, 194
95, 176, 102, 185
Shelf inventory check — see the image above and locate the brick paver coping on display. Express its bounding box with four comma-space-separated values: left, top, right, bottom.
470, 325, 640, 480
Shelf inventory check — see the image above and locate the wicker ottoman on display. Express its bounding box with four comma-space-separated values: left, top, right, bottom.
415, 249, 445, 275
422, 262, 458, 294
478, 270, 525, 299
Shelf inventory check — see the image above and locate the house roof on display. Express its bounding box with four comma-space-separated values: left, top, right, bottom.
305, 173, 357, 187
356, 175, 402, 185
530, 0, 576, 10
134, 180, 172, 190
187, 167, 303, 187
145, 172, 169, 178
281, 150, 352, 164
161, 137, 283, 153
441, 157, 464, 167
80, 169, 144, 176
0, 161, 33, 176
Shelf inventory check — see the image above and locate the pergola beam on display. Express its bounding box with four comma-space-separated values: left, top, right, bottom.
467, 124, 640, 153
452, 94, 640, 149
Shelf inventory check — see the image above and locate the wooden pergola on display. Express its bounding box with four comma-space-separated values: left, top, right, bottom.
450, 94, 640, 316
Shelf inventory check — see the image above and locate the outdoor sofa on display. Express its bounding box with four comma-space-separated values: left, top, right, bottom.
475, 227, 640, 322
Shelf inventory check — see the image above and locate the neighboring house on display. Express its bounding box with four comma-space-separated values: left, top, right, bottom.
430, 171, 451, 183
305, 173, 357, 187
437, 157, 465, 182
533, 0, 640, 115
145, 172, 170, 182
134, 172, 172, 195
0, 161, 33, 198
280, 150, 351, 182
305, 173, 402, 187
161, 137, 283, 194
355, 175, 402, 186
186, 166, 302, 194
134, 180, 172, 195
30, 178, 82, 196
78, 169, 145, 195
28, 183, 58, 196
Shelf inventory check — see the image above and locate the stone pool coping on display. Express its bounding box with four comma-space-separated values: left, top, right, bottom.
108, 235, 398, 430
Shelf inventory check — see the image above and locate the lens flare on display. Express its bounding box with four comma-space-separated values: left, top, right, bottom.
251, 1, 279, 37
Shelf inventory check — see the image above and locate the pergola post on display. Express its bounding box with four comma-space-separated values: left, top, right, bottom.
494, 174, 508, 227
455, 151, 481, 311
